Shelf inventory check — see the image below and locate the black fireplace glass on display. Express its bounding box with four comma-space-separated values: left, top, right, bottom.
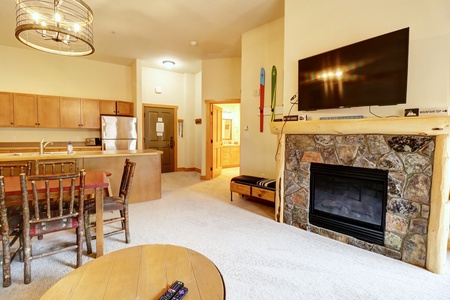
309, 163, 388, 244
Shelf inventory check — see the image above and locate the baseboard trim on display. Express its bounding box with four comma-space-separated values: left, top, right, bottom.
175, 167, 201, 173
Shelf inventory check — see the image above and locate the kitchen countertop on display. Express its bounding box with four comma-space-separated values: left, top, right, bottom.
0, 149, 162, 162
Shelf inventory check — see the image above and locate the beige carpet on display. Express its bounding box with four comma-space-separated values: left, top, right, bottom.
1, 169, 450, 299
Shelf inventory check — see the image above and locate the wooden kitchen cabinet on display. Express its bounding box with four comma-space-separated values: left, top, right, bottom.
60, 97, 100, 129
81, 99, 100, 128
13, 93, 38, 127
99, 100, 116, 115
0, 92, 13, 127
99, 100, 134, 116
116, 101, 134, 116
13, 93, 60, 128
38, 95, 60, 128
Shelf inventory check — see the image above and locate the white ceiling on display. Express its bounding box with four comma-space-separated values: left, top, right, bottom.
1, 0, 284, 73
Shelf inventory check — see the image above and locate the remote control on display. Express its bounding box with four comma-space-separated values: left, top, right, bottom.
172, 287, 188, 300
158, 281, 184, 300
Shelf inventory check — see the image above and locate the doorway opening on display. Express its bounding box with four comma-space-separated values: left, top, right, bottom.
205, 99, 240, 179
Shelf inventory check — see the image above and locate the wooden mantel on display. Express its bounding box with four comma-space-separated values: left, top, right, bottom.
270, 116, 450, 136
270, 116, 450, 274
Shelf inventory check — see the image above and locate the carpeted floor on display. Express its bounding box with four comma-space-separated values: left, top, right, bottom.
1, 169, 450, 299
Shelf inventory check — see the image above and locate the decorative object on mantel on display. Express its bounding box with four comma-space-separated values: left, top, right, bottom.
283, 115, 298, 121
404, 108, 419, 117
15, 0, 94, 56
419, 107, 450, 116
319, 115, 364, 120
283, 115, 307, 122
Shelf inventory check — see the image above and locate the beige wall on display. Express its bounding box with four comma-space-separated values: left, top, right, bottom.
0, 45, 132, 99
285, 0, 450, 119
194, 72, 203, 170
202, 58, 241, 100
241, 18, 284, 179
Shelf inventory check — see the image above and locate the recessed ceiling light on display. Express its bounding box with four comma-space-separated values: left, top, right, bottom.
162, 60, 175, 69
189, 40, 198, 47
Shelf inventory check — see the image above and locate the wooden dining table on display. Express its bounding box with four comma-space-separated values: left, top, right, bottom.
3, 171, 109, 257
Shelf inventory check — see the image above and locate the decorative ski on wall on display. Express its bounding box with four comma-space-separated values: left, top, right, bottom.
271, 65, 277, 122
259, 67, 265, 132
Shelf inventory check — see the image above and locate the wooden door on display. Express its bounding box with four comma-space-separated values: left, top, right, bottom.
14, 93, 38, 127
81, 99, 100, 128
212, 105, 223, 178
144, 106, 175, 173
60, 97, 81, 128
38, 95, 60, 128
0, 92, 13, 127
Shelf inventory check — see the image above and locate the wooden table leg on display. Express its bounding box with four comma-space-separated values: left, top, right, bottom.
95, 187, 104, 257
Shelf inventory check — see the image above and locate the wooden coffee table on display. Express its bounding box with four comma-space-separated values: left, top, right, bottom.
40, 244, 225, 300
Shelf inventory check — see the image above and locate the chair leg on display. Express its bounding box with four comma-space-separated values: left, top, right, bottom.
23, 237, 31, 284
2, 234, 11, 287
122, 209, 130, 244
76, 226, 83, 268
84, 211, 93, 255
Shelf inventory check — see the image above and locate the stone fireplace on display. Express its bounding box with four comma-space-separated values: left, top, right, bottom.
284, 133, 434, 267
270, 116, 450, 274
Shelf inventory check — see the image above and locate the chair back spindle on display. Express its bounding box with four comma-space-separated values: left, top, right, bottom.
37, 160, 76, 175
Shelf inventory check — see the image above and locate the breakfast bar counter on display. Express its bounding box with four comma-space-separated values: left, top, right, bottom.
0, 149, 163, 203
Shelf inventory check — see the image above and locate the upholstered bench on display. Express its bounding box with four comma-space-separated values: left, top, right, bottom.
230, 175, 276, 203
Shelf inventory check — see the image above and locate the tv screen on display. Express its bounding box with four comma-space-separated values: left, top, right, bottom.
298, 28, 409, 111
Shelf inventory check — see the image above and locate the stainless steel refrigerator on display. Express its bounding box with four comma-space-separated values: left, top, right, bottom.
101, 115, 137, 150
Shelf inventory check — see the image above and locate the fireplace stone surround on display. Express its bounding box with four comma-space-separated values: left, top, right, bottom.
270, 116, 450, 274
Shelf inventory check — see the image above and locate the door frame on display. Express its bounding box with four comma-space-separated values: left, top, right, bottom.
205, 99, 240, 180
142, 104, 178, 171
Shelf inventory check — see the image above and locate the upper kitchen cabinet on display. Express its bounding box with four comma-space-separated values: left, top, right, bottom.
116, 101, 134, 116
38, 95, 61, 128
81, 99, 100, 128
99, 100, 134, 116
13, 93, 60, 128
0, 92, 13, 127
60, 97, 100, 129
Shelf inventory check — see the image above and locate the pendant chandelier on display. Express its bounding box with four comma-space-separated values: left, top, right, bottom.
15, 0, 94, 56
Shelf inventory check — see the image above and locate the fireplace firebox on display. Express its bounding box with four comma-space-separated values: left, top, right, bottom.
309, 163, 388, 245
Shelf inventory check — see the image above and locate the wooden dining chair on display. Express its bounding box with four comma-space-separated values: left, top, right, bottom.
36, 160, 76, 175
0, 176, 22, 287
0, 162, 33, 287
20, 170, 86, 284
0, 161, 32, 177
84, 159, 136, 254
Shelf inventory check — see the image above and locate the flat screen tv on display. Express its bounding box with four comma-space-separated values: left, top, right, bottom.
298, 28, 409, 111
